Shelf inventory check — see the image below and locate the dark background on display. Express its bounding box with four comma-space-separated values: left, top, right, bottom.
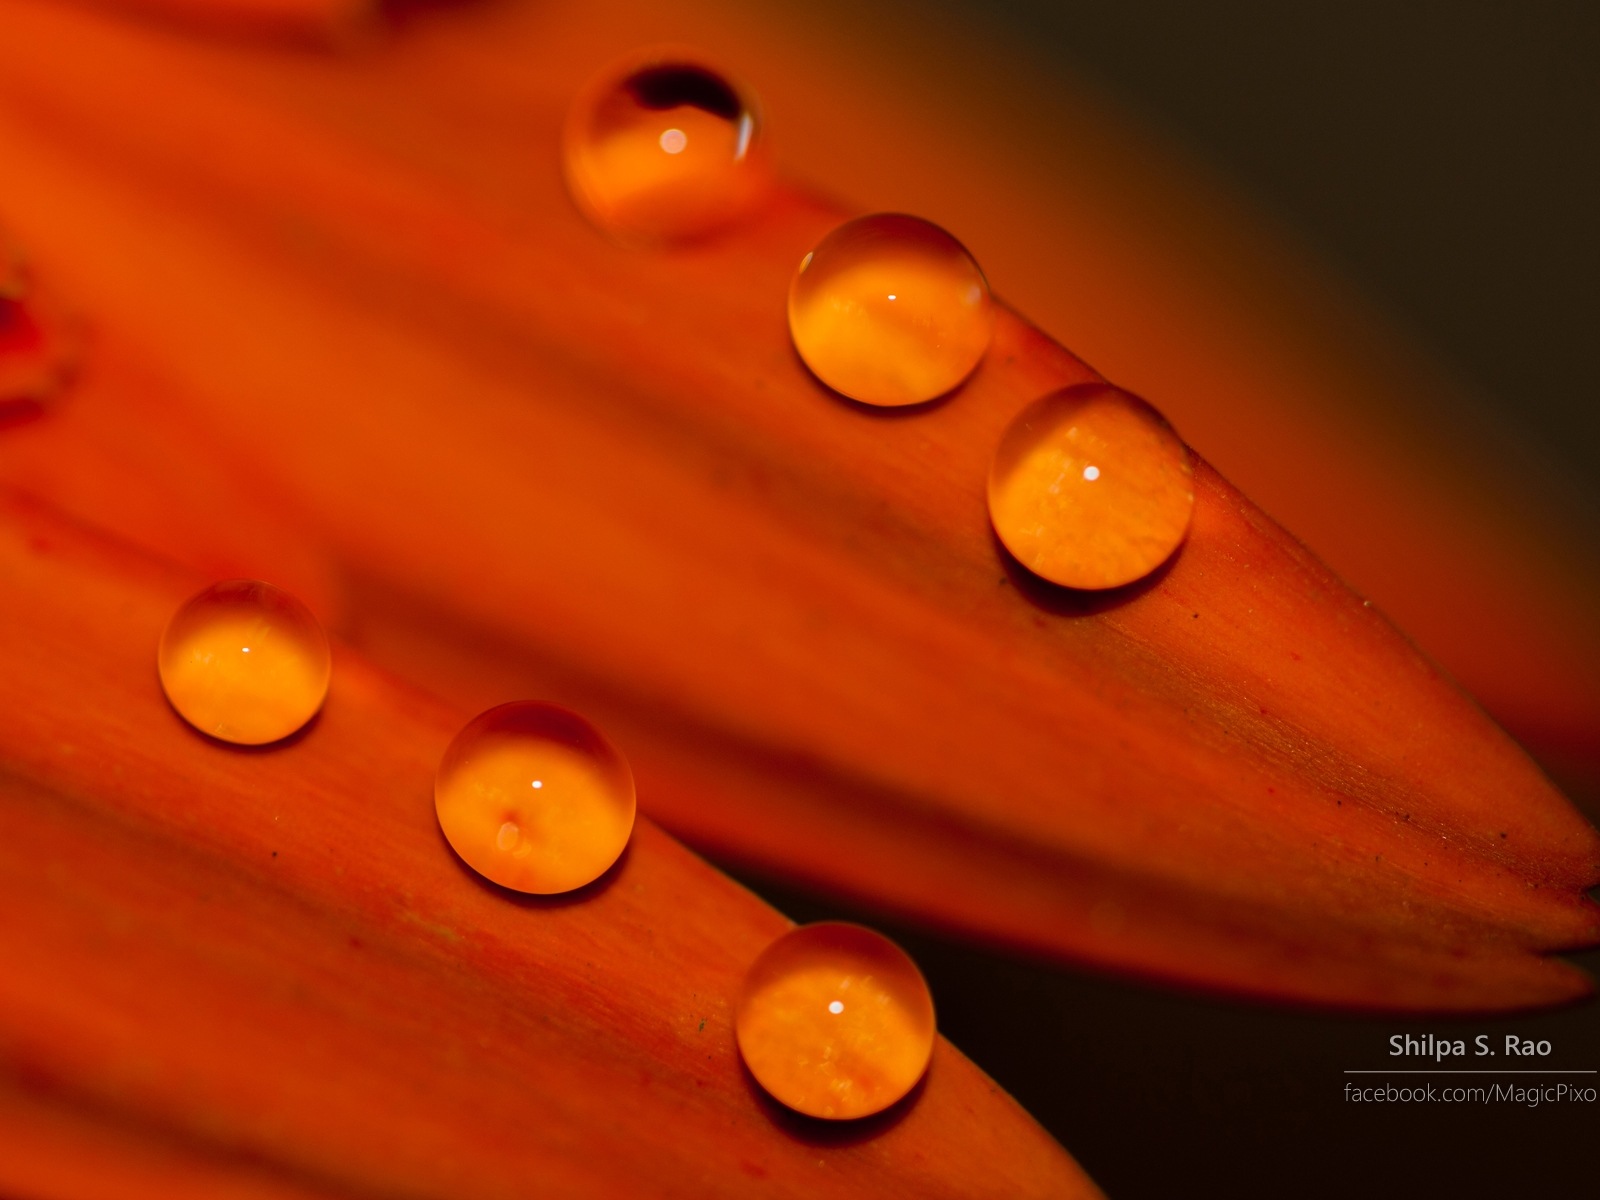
731, 3, 1600, 1196
931, 0, 1600, 509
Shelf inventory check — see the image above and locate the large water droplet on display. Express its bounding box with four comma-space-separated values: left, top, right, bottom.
158, 580, 331, 745
434, 702, 635, 894
735, 922, 935, 1120
788, 213, 993, 407
989, 382, 1195, 590
564, 52, 768, 244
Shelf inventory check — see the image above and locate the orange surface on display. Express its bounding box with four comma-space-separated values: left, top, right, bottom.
85, 0, 376, 43
67, 0, 1600, 793
0, 491, 1096, 1198
0, 253, 78, 422
0, 0, 1593, 1012
787, 213, 993, 406
737, 922, 936, 1121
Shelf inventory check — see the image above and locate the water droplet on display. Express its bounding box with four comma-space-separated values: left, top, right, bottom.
735, 922, 934, 1119
788, 213, 993, 407
564, 52, 768, 244
988, 382, 1195, 590
434, 702, 635, 894
0, 238, 79, 424
158, 580, 330, 745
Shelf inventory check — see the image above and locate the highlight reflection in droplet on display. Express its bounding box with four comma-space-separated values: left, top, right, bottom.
564, 51, 768, 243
158, 580, 331, 745
788, 213, 993, 407
435, 702, 636, 894
736, 922, 935, 1120
989, 382, 1195, 590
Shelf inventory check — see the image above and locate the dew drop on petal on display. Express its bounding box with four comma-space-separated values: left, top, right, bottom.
435, 702, 636, 894
788, 213, 993, 407
564, 52, 769, 244
736, 922, 935, 1120
158, 580, 331, 745
988, 383, 1195, 590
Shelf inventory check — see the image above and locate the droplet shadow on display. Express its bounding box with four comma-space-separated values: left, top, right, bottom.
435, 820, 633, 909
992, 526, 1186, 617
165, 692, 326, 754
737, 1055, 926, 1147
788, 339, 974, 419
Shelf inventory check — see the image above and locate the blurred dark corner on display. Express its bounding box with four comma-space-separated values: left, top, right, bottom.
724, 3, 1600, 1197
900, 0, 1600, 510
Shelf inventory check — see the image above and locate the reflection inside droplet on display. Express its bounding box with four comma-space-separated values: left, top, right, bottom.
158, 580, 331, 745
736, 922, 935, 1120
435, 702, 636, 894
988, 383, 1195, 590
788, 213, 993, 407
564, 54, 769, 243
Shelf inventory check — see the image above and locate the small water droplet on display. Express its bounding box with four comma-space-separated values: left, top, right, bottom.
788, 213, 993, 407
989, 383, 1195, 590
564, 52, 768, 244
735, 922, 934, 1120
158, 580, 330, 745
435, 702, 635, 894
